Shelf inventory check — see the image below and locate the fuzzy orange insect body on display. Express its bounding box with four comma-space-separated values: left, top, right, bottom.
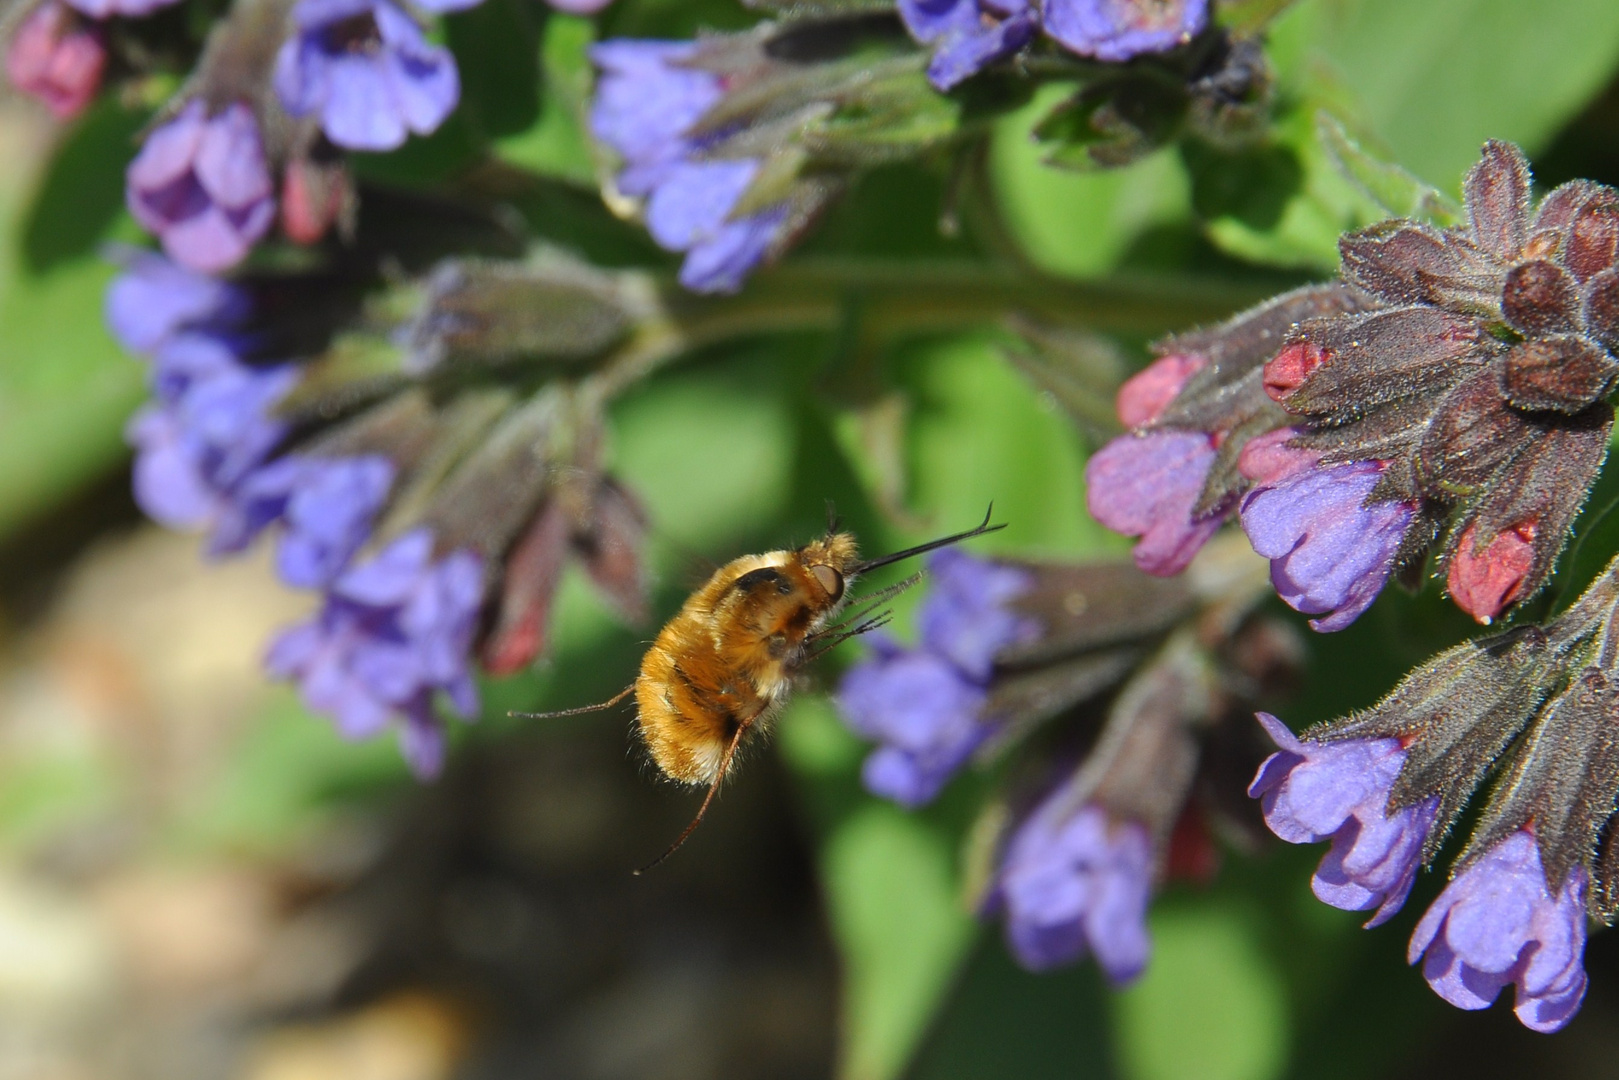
637, 532, 859, 785
513, 508, 1001, 869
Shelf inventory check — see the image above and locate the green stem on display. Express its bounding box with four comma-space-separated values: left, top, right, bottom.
586, 258, 1275, 404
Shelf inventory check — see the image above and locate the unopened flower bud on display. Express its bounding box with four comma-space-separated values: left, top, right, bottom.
5, 0, 104, 120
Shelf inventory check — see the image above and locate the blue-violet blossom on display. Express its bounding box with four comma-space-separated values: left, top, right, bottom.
1085, 430, 1221, 577
837, 549, 1036, 806
125, 100, 276, 273
991, 798, 1154, 983
589, 40, 791, 293
267, 529, 485, 779
126, 333, 297, 530
1409, 830, 1588, 1033
897, 0, 1036, 91
1042, 0, 1208, 62
1240, 461, 1416, 632
1249, 712, 1436, 927
274, 0, 459, 153
211, 454, 396, 588
105, 249, 249, 354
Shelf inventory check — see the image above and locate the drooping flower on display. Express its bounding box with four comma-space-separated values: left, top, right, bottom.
210, 454, 396, 588
587, 41, 723, 195
267, 529, 485, 779
5, 0, 105, 120
1042, 0, 1208, 62
991, 798, 1154, 984
127, 334, 298, 530
1409, 830, 1588, 1033
836, 550, 1036, 806
125, 100, 277, 273
104, 249, 250, 354
1085, 430, 1221, 577
643, 159, 789, 294
1239, 461, 1415, 631
589, 41, 795, 294
1249, 712, 1436, 927
1446, 521, 1536, 625
273, 0, 460, 153
897, 0, 1036, 91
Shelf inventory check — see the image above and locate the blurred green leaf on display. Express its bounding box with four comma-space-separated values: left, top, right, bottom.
910, 940, 1115, 1080
899, 332, 1121, 559
21, 100, 145, 273
447, 0, 543, 141
1199, 100, 1381, 271
1305, 0, 1619, 187
0, 253, 144, 537
822, 800, 976, 1080
1315, 113, 1462, 226
1114, 901, 1290, 1080
495, 13, 598, 186
990, 86, 1191, 278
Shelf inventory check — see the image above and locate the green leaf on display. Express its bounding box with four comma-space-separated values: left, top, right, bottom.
1315, 113, 1462, 226
1305, 0, 1619, 187
494, 13, 599, 186
990, 86, 1192, 278
1114, 902, 1290, 1080
821, 800, 976, 1080
21, 100, 147, 274
446, 0, 544, 142
899, 332, 1123, 559
0, 254, 144, 536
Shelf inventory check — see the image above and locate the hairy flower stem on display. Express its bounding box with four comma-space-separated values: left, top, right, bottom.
584, 259, 1274, 404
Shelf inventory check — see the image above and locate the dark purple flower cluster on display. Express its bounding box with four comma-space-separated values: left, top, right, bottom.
1088, 140, 1619, 633
837, 550, 1038, 805
1249, 555, 1619, 1032
589, 41, 795, 294
899, 0, 1207, 91
1261, 142, 1619, 627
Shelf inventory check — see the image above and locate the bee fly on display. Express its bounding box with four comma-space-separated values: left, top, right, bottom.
513, 505, 1005, 870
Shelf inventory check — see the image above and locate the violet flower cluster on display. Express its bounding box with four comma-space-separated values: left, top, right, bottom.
588, 40, 799, 294
839, 537, 1296, 984
1247, 556, 1619, 1033
899, 0, 1208, 91
837, 549, 1038, 806
107, 250, 490, 777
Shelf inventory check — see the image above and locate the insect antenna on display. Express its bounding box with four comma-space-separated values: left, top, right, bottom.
849, 504, 1004, 576
508, 683, 635, 720
633, 711, 757, 875
825, 498, 842, 536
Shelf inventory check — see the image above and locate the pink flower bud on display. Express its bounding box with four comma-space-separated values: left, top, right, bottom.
1448, 521, 1536, 624
5, 1, 105, 121
1262, 340, 1329, 402
1236, 427, 1321, 485
281, 156, 348, 246
1115, 352, 1206, 428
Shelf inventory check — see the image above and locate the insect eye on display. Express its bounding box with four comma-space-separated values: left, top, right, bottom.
810, 563, 844, 602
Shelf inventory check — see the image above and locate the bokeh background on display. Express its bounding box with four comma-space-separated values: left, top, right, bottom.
5, 1, 1619, 1078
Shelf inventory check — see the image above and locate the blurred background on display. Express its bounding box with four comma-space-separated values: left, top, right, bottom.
5, 1, 1619, 1078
